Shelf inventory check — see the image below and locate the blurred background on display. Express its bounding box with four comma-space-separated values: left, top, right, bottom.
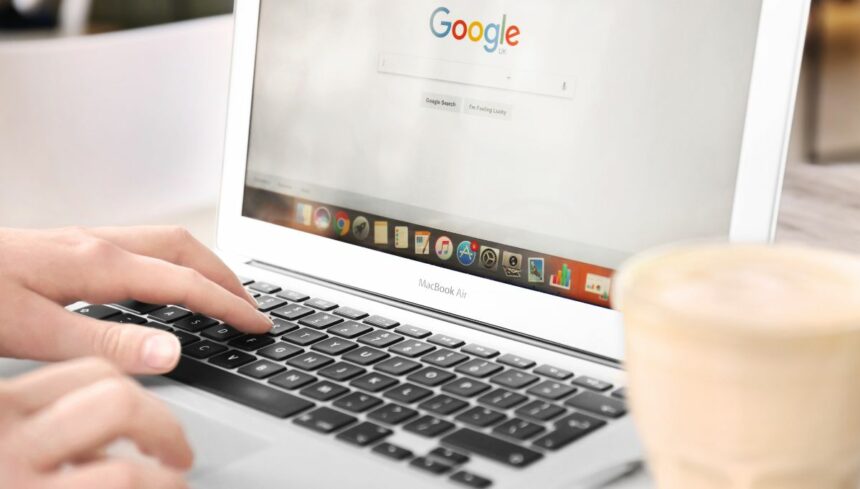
0, 0, 858, 251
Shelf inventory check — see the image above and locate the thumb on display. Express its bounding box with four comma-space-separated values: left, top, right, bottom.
63, 313, 181, 374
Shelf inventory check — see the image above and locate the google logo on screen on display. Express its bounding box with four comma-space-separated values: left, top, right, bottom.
430, 7, 521, 54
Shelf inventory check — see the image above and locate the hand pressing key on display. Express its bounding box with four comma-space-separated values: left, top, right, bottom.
0, 226, 273, 374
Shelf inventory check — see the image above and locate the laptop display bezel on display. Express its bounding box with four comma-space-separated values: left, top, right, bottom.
217, 0, 810, 362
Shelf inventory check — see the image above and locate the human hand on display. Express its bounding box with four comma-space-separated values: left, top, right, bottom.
0, 226, 272, 374
0, 358, 193, 488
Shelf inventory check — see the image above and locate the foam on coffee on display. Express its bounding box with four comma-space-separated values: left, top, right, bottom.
614, 244, 860, 335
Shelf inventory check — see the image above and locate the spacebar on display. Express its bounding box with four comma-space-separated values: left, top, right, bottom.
166, 357, 315, 418
441, 428, 544, 468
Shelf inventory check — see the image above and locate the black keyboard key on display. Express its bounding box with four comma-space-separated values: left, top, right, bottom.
534, 364, 574, 380
255, 295, 287, 312
556, 411, 607, 431
343, 346, 389, 365
455, 406, 506, 428
149, 306, 191, 323
430, 447, 469, 466
333, 392, 382, 413
384, 383, 433, 404
287, 351, 334, 371
440, 428, 543, 468
328, 321, 373, 339
333, 306, 368, 320
450, 471, 493, 488
423, 349, 469, 368
515, 400, 566, 422
407, 367, 455, 387
389, 340, 435, 358
477, 389, 528, 410
612, 387, 628, 399
183, 340, 227, 359
300, 380, 350, 401
404, 415, 456, 438
268, 318, 298, 336
171, 330, 199, 347
144, 320, 172, 332
373, 442, 413, 461
173, 313, 218, 332
282, 327, 327, 346
248, 281, 281, 294
209, 350, 256, 369
201, 324, 242, 341
368, 403, 418, 425
293, 407, 356, 433
492, 418, 545, 441
116, 300, 164, 315
271, 304, 314, 321
228, 335, 275, 352
428, 334, 464, 348
410, 457, 451, 474
564, 391, 626, 418
418, 394, 469, 416
455, 360, 503, 378
374, 357, 421, 376
442, 378, 491, 398
350, 372, 398, 392
107, 312, 147, 324
74, 304, 120, 320
497, 354, 536, 369
257, 342, 302, 361
276, 289, 309, 302
490, 370, 539, 389
364, 315, 399, 329
238, 359, 286, 379
534, 413, 607, 451
319, 362, 366, 381
526, 380, 577, 401
357, 330, 404, 348
461, 344, 499, 359
238, 276, 254, 286
394, 324, 431, 338
298, 312, 342, 330
572, 376, 614, 392
269, 370, 316, 390
311, 337, 358, 356
167, 357, 314, 418
304, 297, 338, 311
337, 421, 392, 446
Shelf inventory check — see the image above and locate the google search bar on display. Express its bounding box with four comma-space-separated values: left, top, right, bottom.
378, 53, 574, 100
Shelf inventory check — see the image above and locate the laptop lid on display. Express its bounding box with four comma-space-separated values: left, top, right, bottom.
218, 0, 810, 362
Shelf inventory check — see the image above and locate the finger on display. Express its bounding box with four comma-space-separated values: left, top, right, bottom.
0, 294, 181, 374
74, 247, 271, 333
42, 460, 187, 489
5, 357, 121, 413
15, 377, 193, 471
87, 226, 256, 307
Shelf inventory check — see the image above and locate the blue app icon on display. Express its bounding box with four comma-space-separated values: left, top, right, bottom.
457, 240, 478, 266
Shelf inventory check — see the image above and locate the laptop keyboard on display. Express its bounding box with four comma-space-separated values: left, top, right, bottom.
76, 277, 628, 488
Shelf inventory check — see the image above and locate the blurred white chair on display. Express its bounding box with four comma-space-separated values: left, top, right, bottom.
0, 15, 232, 229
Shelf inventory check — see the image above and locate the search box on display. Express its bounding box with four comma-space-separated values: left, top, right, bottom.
378, 53, 573, 100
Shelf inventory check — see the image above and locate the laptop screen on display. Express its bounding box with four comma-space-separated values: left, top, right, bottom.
242, 0, 763, 308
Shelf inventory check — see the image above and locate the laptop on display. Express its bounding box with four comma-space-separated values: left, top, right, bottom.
1, 0, 809, 487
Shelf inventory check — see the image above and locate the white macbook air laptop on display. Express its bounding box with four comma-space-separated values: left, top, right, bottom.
3, 0, 810, 487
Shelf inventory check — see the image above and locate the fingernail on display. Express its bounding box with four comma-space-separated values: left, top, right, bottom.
142, 335, 180, 371
244, 290, 258, 306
